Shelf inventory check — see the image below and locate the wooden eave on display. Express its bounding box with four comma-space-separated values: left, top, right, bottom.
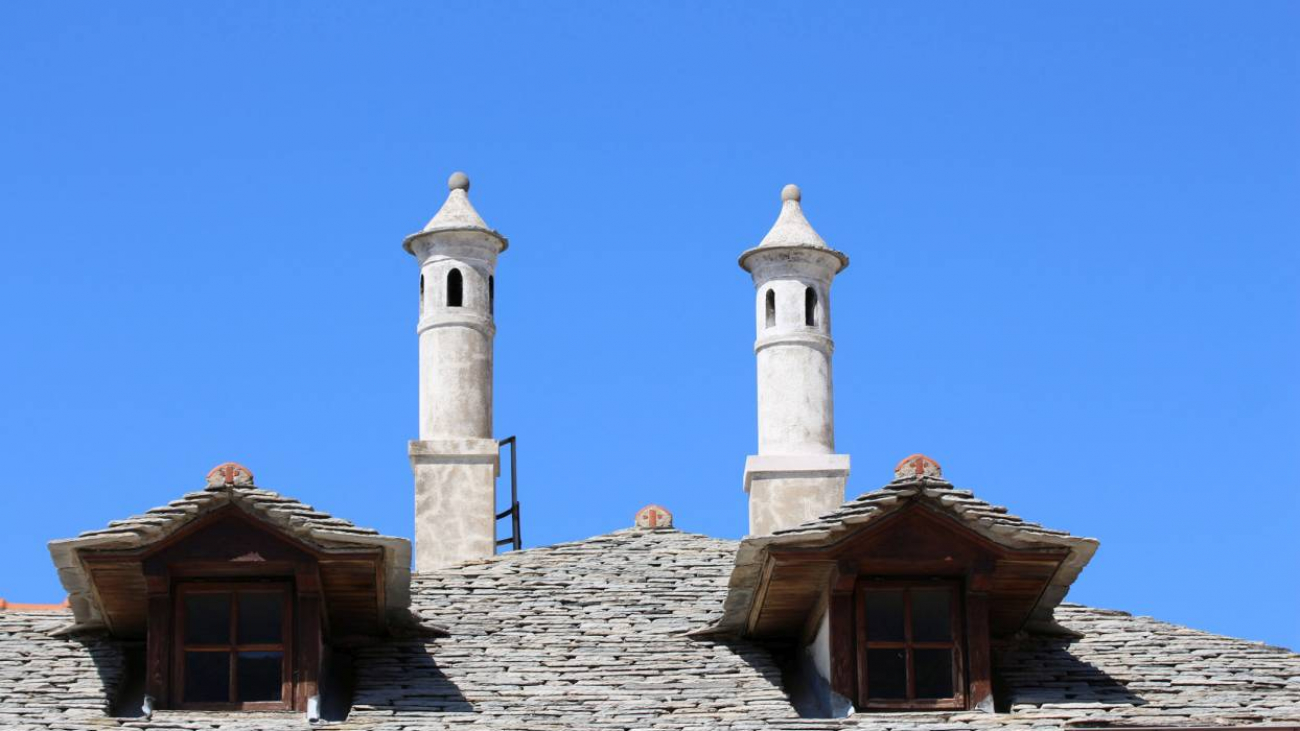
77, 504, 389, 641
747, 501, 1071, 639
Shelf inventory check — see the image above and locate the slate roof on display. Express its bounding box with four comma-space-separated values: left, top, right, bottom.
713, 475, 1100, 637
47, 482, 412, 633
3, 526, 1299, 730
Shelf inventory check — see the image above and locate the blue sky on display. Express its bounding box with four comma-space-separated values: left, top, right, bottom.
1, 2, 1296, 648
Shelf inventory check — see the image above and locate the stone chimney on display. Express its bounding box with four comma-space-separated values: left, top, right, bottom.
403, 172, 507, 571
739, 184, 850, 535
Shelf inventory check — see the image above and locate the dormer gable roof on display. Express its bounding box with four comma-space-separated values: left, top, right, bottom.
709, 469, 1099, 639
47, 464, 412, 637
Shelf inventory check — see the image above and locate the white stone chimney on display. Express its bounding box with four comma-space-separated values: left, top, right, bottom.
403, 172, 506, 571
740, 184, 850, 535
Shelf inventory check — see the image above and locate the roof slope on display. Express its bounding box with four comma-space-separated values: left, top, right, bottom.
2, 528, 1298, 730
48, 477, 411, 632
348, 528, 790, 728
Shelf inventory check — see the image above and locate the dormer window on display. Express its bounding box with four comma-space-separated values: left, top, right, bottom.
857, 580, 964, 710
50, 463, 413, 721
176, 583, 292, 709
712, 455, 1100, 718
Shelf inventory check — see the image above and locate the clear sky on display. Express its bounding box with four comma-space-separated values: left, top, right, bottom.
1, 2, 1296, 649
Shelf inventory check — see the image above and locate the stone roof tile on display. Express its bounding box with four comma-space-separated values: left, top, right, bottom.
3, 528, 1297, 729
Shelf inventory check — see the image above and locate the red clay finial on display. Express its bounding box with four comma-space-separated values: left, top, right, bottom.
634, 504, 673, 529
894, 454, 942, 480
205, 462, 255, 488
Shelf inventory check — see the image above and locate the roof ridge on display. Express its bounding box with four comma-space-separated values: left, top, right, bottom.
412, 526, 739, 576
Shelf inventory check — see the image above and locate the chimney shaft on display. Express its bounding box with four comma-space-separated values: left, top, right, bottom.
403, 172, 508, 571
739, 185, 851, 535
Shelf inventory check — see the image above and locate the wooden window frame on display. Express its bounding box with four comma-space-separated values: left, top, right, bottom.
172, 581, 295, 711
854, 578, 966, 711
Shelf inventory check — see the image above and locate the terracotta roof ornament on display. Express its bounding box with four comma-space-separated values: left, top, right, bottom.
894, 453, 943, 480
204, 462, 255, 489
634, 504, 674, 529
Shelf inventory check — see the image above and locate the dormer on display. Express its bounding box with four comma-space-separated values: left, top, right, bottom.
707, 455, 1098, 716
47, 463, 413, 720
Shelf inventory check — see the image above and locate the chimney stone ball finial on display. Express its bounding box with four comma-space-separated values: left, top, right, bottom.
205, 462, 255, 489
448, 171, 470, 192
781, 183, 801, 202
894, 454, 943, 481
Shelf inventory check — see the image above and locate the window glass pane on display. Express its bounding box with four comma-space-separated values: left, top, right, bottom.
864, 589, 905, 641
914, 648, 955, 699
911, 589, 952, 642
184, 651, 230, 703
866, 648, 907, 699
184, 593, 230, 645
237, 651, 283, 702
237, 592, 283, 644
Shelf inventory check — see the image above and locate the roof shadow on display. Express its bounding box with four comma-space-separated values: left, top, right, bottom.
350, 640, 473, 714
69, 634, 146, 719
995, 638, 1146, 712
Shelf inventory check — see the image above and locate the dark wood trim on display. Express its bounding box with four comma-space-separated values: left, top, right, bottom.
145, 591, 170, 706
829, 589, 856, 700
744, 557, 778, 636
853, 584, 869, 705
965, 590, 993, 712
296, 591, 322, 712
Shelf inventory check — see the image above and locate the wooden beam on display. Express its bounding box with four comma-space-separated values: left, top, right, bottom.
828, 589, 856, 701
966, 590, 993, 712
145, 590, 170, 707
296, 589, 322, 713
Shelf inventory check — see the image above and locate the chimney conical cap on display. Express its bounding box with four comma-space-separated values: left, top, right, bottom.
740, 183, 847, 271
404, 171, 508, 254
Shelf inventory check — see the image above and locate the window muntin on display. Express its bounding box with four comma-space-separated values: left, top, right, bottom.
175, 583, 292, 710
857, 581, 964, 709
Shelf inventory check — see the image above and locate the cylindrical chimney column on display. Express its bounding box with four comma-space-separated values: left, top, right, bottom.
404, 172, 508, 572
739, 185, 851, 536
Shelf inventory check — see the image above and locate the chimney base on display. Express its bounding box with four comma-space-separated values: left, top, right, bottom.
411, 439, 500, 572
744, 454, 850, 536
